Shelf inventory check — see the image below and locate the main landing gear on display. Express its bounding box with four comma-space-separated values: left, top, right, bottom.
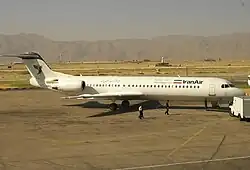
108, 100, 130, 111
109, 103, 118, 111
121, 100, 130, 109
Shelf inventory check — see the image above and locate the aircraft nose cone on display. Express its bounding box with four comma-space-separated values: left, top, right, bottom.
237, 88, 245, 96
231, 88, 245, 97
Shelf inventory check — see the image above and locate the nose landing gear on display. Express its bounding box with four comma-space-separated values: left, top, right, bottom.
211, 101, 220, 109
205, 99, 208, 110
204, 99, 220, 110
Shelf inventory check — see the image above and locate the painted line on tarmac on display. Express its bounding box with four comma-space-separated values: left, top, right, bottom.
167, 126, 206, 157
113, 155, 250, 170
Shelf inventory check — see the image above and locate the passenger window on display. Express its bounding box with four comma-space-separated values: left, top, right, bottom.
194, 86, 196, 88
158, 85, 160, 88
186, 86, 188, 88
179, 85, 181, 88
168, 85, 171, 88
175, 85, 177, 88
190, 86, 192, 88
154, 85, 156, 88
183, 85, 185, 88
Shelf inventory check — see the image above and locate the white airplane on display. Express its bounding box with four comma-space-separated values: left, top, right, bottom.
0, 52, 245, 111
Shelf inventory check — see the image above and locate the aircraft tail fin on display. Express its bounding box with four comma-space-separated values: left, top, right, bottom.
0, 52, 57, 88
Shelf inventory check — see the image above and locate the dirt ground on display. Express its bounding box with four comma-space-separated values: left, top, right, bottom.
1, 90, 250, 170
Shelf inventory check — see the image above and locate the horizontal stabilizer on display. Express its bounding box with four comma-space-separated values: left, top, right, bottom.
0, 52, 42, 59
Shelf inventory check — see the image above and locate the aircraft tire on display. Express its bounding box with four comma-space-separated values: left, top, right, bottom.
240, 116, 245, 121
121, 100, 130, 109
109, 103, 118, 111
211, 101, 220, 109
229, 111, 234, 117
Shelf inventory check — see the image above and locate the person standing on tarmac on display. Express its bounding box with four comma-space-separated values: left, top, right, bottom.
165, 100, 170, 115
138, 105, 144, 119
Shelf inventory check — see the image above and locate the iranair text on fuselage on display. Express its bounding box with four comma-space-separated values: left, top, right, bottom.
182, 80, 203, 84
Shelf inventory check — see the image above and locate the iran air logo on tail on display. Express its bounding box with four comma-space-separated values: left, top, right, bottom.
33, 64, 42, 75
173, 79, 203, 84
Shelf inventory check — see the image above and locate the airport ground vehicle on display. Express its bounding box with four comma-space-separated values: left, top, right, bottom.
229, 96, 250, 121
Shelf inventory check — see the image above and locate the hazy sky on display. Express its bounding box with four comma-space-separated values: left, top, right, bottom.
0, 0, 249, 41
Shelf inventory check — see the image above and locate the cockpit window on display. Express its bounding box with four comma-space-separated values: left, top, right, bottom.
221, 83, 234, 88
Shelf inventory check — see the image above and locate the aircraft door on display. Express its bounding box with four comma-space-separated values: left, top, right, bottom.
209, 84, 216, 96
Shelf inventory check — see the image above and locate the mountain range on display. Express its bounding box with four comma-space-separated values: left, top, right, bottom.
0, 32, 250, 62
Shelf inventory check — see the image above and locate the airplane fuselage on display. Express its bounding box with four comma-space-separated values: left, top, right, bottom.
33, 75, 244, 105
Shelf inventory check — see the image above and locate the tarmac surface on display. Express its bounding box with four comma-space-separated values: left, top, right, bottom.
1, 90, 250, 170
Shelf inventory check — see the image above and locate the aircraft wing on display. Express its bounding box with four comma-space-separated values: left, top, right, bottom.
61, 91, 144, 100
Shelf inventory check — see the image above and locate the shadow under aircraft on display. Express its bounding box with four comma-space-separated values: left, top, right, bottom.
63, 100, 229, 118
